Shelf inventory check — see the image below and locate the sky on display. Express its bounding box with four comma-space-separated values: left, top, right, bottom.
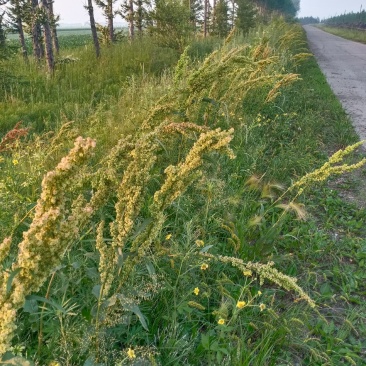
298, 0, 365, 19
51, 0, 366, 25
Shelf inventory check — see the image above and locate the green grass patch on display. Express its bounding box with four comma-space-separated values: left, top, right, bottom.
318, 25, 366, 44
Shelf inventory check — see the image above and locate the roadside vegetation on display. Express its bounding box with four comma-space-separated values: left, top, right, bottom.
1, 3, 366, 366
319, 9, 366, 44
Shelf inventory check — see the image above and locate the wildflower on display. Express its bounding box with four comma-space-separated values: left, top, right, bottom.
243, 270, 252, 277
218, 318, 225, 325
236, 301, 246, 309
259, 303, 266, 311
193, 287, 200, 295
165, 233, 172, 240
127, 348, 136, 359
257, 291, 262, 296
200, 263, 209, 270
12, 159, 19, 165
196, 239, 204, 247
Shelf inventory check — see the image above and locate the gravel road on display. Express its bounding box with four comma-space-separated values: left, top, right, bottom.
303, 25, 366, 144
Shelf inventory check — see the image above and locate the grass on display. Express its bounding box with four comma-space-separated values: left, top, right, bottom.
318, 25, 366, 44
1, 20, 366, 365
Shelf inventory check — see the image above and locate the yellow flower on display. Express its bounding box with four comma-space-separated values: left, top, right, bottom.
127, 348, 136, 359
243, 270, 252, 277
200, 263, 209, 270
193, 287, 200, 295
257, 291, 262, 296
195, 239, 204, 247
259, 303, 266, 311
12, 159, 19, 165
236, 301, 246, 309
165, 233, 172, 240
218, 318, 225, 325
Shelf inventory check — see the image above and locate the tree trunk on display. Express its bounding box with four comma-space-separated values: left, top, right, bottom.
128, 0, 134, 40
87, 0, 100, 58
17, 14, 28, 61
136, 0, 143, 37
203, 0, 208, 37
31, 0, 43, 61
40, 0, 54, 73
107, 0, 114, 43
47, 0, 59, 54
0, 11, 6, 49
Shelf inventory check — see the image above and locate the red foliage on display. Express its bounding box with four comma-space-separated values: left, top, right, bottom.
0, 122, 30, 153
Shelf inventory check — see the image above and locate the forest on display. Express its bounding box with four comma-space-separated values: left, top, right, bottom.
1, 0, 366, 365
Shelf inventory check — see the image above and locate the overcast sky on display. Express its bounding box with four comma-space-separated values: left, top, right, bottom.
53, 0, 366, 24
298, 0, 365, 19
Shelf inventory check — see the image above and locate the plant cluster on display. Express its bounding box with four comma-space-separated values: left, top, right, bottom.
1, 19, 365, 365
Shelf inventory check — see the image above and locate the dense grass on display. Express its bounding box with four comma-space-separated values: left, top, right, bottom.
318, 25, 366, 44
1, 20, 366, 365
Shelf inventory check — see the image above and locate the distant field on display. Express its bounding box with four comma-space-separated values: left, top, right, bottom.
7, 28, 91, 40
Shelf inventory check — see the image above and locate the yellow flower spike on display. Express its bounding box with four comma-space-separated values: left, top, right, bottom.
193, 287, 200, 295
127, 348, 136, 359
236, 301, 246, 309
243, 270, 252, 277
218, 318, 225, 325
200, 263, 209, 270
259, 303, 266, 311
195, 239, 204, 247
165, 233, 172, 240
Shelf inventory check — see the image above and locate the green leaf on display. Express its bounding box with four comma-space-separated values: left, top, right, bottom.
92, 285, 102, 299
124, 303, 149, 331
0, 353, 34, 365
200, 245, 213, 253
23, 299, 38, 314
26, 295, 66, 314
6, 268, 21, 295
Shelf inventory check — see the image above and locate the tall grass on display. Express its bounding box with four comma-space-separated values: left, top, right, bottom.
1, 19, 366, 365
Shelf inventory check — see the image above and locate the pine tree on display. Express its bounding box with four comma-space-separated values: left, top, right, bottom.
0, 10, 6, 50
95, 0, 117, 43
46, 0, 59, 54
212, 0, 229, 37
7, 0, 28, 61
235, 0, 256, 34
120, 0, 135, 40
30, 0, 44, 61
149, 0, 192, 52
40, 0, 54, 72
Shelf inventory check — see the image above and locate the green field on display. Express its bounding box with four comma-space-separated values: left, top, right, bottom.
1, 18, 366, 365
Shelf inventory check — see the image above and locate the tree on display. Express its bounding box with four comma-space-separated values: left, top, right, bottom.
85, 0, 100, 57
134, 0, 149, 36
7, 0, 28, 61
40, 0, 54, 72
212, 0, 229, 37
235, 0, 256, 34
29, 0, 44, 61
46, 0, 59, 54
254, 0, 299, 17
149, 0, 192, 52
0, 10, 6, 51
95, 0, 118, 43
120, 0, 135, 39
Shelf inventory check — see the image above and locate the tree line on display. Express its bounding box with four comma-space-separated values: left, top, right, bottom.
0, 0, 299, 73
323, 8, 366, 30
